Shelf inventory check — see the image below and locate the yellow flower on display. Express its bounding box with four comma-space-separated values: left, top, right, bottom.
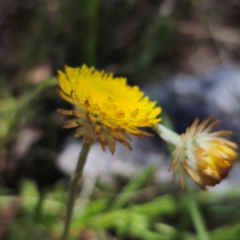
57, 65, 161, 154
169, 117, 238, 190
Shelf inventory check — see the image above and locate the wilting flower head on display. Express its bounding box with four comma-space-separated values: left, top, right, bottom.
169, 117, 238, 190
57, 65, 161, 154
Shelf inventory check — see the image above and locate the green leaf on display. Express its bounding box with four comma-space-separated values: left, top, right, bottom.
20, 180, 39, 211
21, 180, 39, 198
110, 164, 156, 210
130, 195, 176, 217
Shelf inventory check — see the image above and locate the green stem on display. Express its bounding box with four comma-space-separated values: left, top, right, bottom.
152, 123, 181, 146
186, 190, 210, 240
60, 141, 91, 240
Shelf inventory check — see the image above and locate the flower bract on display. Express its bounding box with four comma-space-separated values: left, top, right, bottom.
57, 65, 161, 154
169, 117, 238, 190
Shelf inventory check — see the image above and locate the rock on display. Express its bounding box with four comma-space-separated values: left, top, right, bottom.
147, 66, 240, 141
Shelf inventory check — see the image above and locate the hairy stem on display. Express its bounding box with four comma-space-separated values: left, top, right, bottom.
60, 141, 91, 240
152, 123, 181, 146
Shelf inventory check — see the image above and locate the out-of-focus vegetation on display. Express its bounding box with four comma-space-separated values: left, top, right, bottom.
2, 166, 240, 240
1, 0, 240, 239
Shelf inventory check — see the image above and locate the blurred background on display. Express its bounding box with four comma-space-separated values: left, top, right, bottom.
1, 0, 240, 239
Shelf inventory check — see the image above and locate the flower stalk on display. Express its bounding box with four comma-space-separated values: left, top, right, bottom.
60, 141, 91, 240
186, 189, 210, 240
152, 123, 181, 146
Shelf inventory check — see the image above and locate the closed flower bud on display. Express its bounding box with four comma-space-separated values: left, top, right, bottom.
169, 117, 238, 190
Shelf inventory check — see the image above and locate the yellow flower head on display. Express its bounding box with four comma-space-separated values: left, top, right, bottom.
57, 65, 161, 154
169, 117, 238, 190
